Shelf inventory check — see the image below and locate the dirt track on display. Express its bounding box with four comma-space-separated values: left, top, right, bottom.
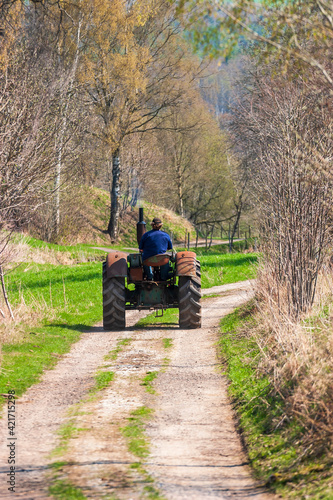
0, 281, 273, 499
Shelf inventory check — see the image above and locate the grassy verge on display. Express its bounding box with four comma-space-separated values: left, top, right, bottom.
219, 301, 333, 498
12, 234, 108, 262
0, 262, 103, 408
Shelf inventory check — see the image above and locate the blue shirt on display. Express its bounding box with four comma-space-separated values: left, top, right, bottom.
139, 229, 172, 261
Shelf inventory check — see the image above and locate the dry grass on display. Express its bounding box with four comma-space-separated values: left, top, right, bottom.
0, 236, 68, 347
6, 239, 76, 266
0, 292, 55, 346
253, 261, 333, 456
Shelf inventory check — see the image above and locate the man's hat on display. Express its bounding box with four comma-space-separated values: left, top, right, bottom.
151, 217, 162, 225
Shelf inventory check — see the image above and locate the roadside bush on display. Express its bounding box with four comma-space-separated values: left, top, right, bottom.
231, 67, 332, 318
253, 263, 333, 457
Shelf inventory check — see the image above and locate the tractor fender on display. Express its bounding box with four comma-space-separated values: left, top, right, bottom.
175, 251, 197, 277
106, 252, 128, 278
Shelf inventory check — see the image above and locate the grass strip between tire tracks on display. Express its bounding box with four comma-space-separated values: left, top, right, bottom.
121, 404, 166, 500
48, 334, 130, 499
49, 480, 88, 500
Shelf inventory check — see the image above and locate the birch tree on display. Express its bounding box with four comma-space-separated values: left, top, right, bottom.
80, 0, 205, 240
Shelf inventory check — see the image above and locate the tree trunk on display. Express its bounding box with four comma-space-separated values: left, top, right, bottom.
230, 209, 242, 252
230, 194, 243, 252
0, 264, 14, 320
51, 18, 82, 241
208, 224, 215, 249
228, 223, 231, 253
176, 161, 184, 217
108, 148, 121, 241
52, 153, 61, 240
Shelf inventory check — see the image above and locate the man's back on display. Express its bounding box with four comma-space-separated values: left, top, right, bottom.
139, 229, 172, 262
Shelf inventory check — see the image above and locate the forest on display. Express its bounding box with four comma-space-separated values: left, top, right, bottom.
0, 0, 244, 248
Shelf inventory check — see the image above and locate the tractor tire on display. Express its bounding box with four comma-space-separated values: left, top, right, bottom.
195, 260, 201, 280
102, 262, 126, 330
179, 272, 201, 329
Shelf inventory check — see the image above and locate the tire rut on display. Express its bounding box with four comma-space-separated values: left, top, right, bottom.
145, 291, 271, 499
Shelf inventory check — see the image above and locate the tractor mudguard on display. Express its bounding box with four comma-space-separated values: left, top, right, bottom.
106, 252, 128, 278
176, 251, 197, 277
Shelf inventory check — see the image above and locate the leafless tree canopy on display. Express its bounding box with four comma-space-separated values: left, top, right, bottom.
231, 67, 332, 316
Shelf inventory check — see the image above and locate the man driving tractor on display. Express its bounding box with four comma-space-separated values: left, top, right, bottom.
139, 217, 172, 281
103, 209, 201, 330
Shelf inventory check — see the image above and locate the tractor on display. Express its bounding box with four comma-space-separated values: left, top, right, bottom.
102, 208, 201, 330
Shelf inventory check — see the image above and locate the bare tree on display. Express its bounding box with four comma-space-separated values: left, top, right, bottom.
0, 30, 73, 314
231, 67, 332, 316
81, 0, 207, 240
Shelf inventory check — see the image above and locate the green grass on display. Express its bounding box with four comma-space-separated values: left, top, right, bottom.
105, 338, 132, 361
0, 262, 103, 408
202, 293, 220, 299
162, 338, 173, 349
219, 301, 333, 498
135, 308, 178, 327
13, 234, 108, 261
140, 371, 158, 393
51, 419, 88, 457
121, 406, 154, 459
49, 461, 69, 471
196, 251, 258, 288
49, 480, 87, 499
143, 484, 165, 500
91, 370, 115, 393
122, 406, 165, 499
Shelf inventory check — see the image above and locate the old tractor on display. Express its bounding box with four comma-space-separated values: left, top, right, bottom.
102, 208, 201, 330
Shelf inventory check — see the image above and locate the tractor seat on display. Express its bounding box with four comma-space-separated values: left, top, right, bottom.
143, 254, 170, 267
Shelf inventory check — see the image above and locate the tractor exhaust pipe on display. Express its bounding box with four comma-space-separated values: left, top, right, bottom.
137, 207, 146, 246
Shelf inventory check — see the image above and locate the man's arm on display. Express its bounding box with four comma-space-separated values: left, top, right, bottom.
139, 232, 146, 251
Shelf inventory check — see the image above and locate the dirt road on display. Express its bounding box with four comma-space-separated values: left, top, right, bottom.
0, 281, 273, 500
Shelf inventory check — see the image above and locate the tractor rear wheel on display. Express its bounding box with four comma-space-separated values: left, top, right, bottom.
178, 269, 201, 329
103, 262, 126, 330
196, 260, 201, 279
